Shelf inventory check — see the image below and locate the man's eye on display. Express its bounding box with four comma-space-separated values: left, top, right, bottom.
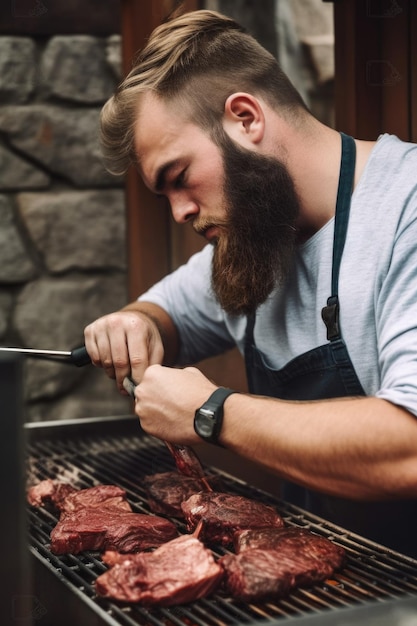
174, 171, 186, 188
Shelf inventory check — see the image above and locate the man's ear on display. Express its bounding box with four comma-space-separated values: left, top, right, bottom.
223, 92, 265, 147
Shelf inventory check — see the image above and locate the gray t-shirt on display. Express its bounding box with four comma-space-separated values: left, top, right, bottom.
139, 134, 417, 417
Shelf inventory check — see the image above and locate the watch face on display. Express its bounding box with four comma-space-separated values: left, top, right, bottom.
195, 408, 215, 439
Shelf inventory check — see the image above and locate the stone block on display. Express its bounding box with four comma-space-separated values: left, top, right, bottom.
0, 105, 122, 187
18, 189, 126, 272
0, 144, 50, 190
41, 35, 117, 104
26, 365, 132, 422
0, 194, 38, 283
0, 37, 37, 103
0, 291, 13, 338
106, 35, 122, 81
14, 274, 128, 401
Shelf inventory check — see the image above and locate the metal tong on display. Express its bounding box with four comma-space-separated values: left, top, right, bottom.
0, 345, 91, 367
122, 376, 212, 490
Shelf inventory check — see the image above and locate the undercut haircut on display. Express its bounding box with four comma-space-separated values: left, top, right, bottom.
100, 9, 309, 175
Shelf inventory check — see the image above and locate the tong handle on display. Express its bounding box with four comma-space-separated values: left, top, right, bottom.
70, 345, 91, 367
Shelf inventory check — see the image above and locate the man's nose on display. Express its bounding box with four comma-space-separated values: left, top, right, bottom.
171, 196, 199, 224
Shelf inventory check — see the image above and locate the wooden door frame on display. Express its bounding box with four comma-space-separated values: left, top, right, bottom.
333, 0, 416, 142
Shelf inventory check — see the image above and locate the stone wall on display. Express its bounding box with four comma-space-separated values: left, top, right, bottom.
0, 33, 132, 421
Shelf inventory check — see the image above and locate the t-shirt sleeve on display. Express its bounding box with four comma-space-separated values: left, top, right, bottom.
375, 187, 417, 417
138, 244, 236, 364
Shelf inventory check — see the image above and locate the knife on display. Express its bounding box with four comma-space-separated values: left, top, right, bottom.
0, 345, 91, 367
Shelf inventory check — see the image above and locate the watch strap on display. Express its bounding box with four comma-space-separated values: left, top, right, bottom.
194, 387, 237, 444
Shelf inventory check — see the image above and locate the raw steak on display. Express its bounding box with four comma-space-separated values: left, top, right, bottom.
27, 481, 131, 513
60, 485, 132, 513
27, 479, 77, 508
143, 472, 223, 517
50, 508, 178, 555
221, 527, 346, 601
220, 549, 319, 601
234, 527, 345, 570
95, 534, 223, 605
181, 492, 284, 546
101, 550, 129, 567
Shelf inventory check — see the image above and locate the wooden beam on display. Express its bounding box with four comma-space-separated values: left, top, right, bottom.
411, 0, 417, 142
334, 0, 412, 142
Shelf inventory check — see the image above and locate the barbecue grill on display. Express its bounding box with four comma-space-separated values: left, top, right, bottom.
21, 414, 417, 626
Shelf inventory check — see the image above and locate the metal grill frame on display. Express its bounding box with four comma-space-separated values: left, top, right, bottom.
25, 415, 417, 626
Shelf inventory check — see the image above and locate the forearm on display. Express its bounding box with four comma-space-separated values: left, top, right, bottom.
122, 300, 179, 366
220, 394, 417, 500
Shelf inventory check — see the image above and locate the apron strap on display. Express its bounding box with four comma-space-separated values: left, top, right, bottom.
322, 133, 356, 341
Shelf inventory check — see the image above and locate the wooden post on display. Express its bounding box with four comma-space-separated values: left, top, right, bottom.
333, 0, 414, 141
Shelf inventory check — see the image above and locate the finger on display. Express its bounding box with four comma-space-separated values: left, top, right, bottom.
148, 335, 165, 366
85, 329, 116, 381
126, 324, 157, 384
107, 328, 132, 392
127, 346, 150, 386
94, 331, 116, 380
84, 323, 104, 368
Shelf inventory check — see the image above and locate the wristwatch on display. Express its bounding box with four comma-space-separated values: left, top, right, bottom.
194, 387, 237, 445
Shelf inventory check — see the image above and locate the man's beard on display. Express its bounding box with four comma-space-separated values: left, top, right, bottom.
208, 134, 300, 316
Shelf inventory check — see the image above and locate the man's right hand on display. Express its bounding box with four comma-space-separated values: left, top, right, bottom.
84, 302, 178, 394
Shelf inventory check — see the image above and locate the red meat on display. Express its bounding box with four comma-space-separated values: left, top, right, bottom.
181, 492, 284, 546
27, 479, 77, 508
143, 471, 223, 517
234, 526, 346, 570
95, 534, 223, 605
221, 527, 346, 602
50, 508, 178, 555
60, 484, 132, 513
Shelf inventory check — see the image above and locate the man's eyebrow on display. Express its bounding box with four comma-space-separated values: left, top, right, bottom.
154, 160, 180, 193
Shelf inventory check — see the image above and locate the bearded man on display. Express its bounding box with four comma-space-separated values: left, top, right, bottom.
84, 10, 417, 557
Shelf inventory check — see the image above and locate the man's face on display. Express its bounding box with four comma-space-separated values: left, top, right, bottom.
135, 93, 227, 231
135, 93, 300, 316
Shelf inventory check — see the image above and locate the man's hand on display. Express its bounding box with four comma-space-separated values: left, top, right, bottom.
133, 364, 218, 444
84, 305, 167, 394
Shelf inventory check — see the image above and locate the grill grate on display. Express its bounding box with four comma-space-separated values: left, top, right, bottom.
26, 418, 417, 626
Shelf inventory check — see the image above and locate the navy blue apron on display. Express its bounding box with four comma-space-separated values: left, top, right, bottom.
244, 133, 417, 557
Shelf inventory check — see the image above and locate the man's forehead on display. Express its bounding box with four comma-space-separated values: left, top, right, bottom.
135, 90, 188, 128
136, 90, 165, 115
134, 93, 174, 165
133, 92, 203, 190
134, 92, 186, 153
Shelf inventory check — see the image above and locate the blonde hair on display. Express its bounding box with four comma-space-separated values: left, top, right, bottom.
101, 9, 308, 175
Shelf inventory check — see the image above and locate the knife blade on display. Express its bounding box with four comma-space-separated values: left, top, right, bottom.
0, 345, 91, 367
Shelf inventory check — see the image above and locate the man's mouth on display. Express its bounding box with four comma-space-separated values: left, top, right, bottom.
203, 225, 221, 242
194, 223, 222, 242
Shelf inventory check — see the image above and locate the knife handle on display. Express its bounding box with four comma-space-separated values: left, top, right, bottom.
70, 345, 91, 367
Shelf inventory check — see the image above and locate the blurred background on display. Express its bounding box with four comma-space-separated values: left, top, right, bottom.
0, 0, 414, 421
